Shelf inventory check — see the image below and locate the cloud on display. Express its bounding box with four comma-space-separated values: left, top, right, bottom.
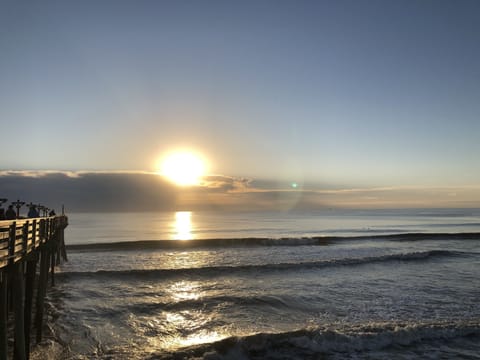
0, 171, 257, 213
201, 175, 251, 192
0, 171, 177, 212
1, 171, 480, 213
290, 185, 480, 209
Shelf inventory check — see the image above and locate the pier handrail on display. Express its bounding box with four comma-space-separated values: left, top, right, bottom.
0, 215, 68, 268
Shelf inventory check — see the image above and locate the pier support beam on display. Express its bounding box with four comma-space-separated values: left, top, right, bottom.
24, 257, 37, 359
35, 250, 49, 344
60, 230, 67, 262
0, 272, 8, 360
50, 245, 55, 287
13, 263, 26, 360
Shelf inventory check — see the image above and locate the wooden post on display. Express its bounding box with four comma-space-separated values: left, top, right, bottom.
55, 229, 61, 266
50, 246, 55, 287
35, 249, 49, 343
12, 263, 26, 360
8, 222, 16, 265
24, 257, 37, 359
31, 221, 36, 250
38, 220, 45, 245
0, 271, 8, 360
60, 229, 68, 262
8, 223, 16, 314
22, 222, 28, 256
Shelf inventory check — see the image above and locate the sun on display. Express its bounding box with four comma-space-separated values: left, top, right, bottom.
159, 151, 207, 186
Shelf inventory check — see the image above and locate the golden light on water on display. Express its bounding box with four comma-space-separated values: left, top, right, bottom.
161, 310, 227, 349
176, 329, 226, 348
174, 211, 193, 240
160, 281, 229, 349
169, 280, 201, 301
159, 151, 207, 186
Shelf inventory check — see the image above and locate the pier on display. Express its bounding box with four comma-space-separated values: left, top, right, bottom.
0, 216, 68, 360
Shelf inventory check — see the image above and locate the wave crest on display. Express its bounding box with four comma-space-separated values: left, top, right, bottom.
66, 232, 480, 252
58, 250, 464, 280
150, 320, 480, 359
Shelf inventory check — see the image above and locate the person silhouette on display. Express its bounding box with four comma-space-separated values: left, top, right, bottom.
28, 205, 40, 218
5, 205, 16, 220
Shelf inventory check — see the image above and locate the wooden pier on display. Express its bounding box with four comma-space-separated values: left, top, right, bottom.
0, 216, 68, 360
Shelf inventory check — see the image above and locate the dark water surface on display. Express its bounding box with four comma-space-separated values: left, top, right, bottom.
32, 210, 480, 359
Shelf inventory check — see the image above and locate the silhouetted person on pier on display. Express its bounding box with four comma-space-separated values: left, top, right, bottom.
28, 205, 39, 218
5, 205, 16, 220
49, 209, 56, 216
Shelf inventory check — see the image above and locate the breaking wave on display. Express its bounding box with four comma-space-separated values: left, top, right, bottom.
66, 232, 480, 252
57, 250, 466, 280
149, 320, 480, 359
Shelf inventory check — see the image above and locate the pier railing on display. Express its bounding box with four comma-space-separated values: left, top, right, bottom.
0, 216, 68, 360
0, 216, 68, 268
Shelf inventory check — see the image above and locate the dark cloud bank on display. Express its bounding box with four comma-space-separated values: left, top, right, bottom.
2, 171, 474, 213
0, 171, 271, 213
0, 171, 330, 213
0, 172, 177, 212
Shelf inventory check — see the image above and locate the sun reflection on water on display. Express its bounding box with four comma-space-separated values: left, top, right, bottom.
174, 211, 193, 240
162, 310, 227, 349
139, 280, 230, 351
176, 328, 226, 348
168, 280, 201, 301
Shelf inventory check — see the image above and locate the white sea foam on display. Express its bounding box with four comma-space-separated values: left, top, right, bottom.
147, 320, 480, 359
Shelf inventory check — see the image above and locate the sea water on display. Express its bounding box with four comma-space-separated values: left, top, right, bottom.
33, 209, 480, 359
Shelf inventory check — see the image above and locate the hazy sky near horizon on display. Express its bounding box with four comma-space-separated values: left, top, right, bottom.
1, 0, 480, 192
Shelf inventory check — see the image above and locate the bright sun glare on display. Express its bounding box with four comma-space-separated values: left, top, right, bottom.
160, 151, 207, 186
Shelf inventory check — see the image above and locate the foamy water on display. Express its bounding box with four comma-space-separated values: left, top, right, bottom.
33, 210, 480, 359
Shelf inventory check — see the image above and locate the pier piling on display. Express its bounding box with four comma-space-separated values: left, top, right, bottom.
0, 273, 8, 360
24, 258, 37, 359
13, 263, 25, 360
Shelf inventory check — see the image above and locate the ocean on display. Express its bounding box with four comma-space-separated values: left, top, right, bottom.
33, 209, 480, 359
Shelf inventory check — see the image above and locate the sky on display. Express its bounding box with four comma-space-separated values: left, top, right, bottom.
1, 0, 480, 211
